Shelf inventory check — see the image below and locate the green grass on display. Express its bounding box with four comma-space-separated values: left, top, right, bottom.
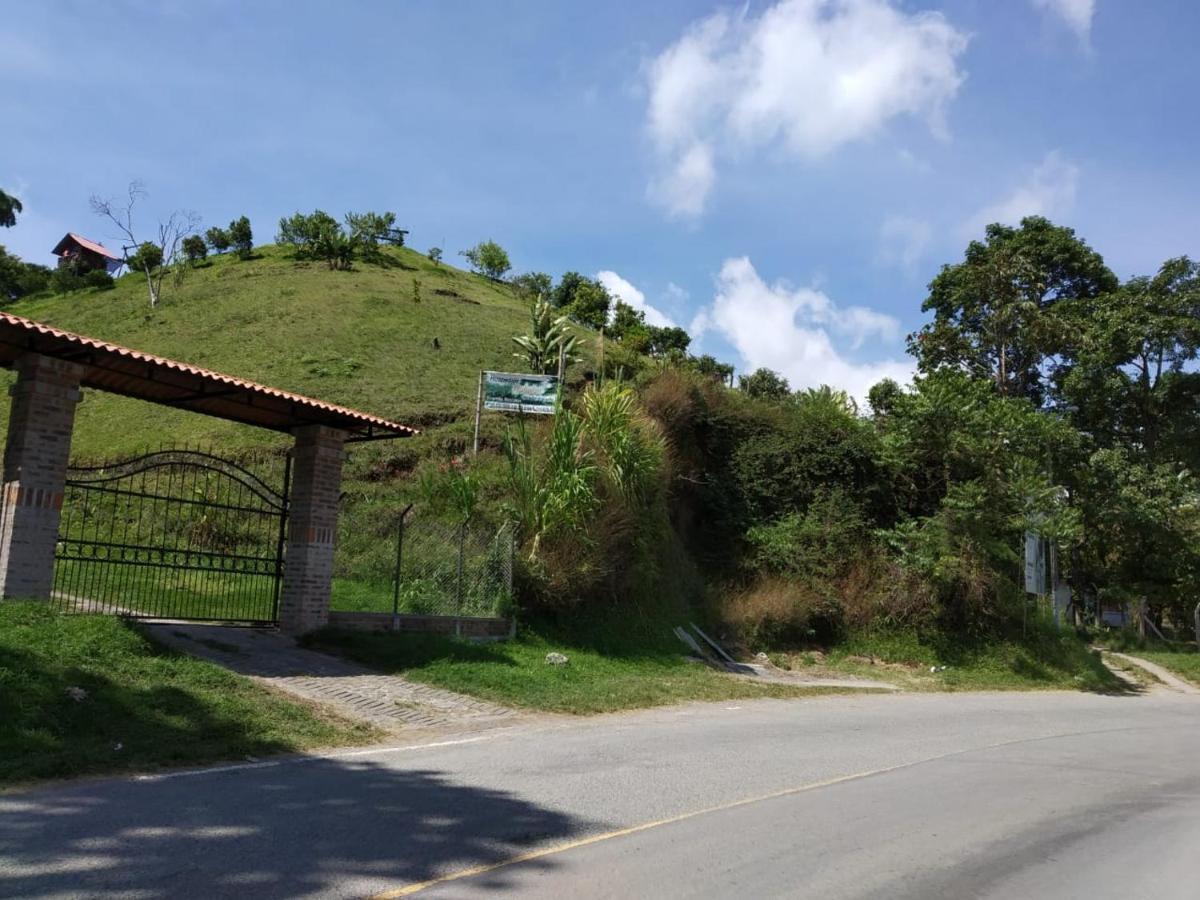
770, 627, 1125, 693
302, 625, 851, 715
0, 602, 380, 785
3, 244, 588, 459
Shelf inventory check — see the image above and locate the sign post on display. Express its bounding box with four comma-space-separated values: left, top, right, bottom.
472, 371, 484, 456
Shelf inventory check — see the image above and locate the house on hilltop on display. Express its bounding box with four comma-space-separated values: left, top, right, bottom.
52, 233, 123, 275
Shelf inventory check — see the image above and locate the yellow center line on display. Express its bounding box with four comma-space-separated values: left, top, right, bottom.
369, 762, 907, 898
370, 721, 1182, 898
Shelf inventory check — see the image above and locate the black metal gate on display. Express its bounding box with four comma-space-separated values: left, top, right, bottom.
52, 449, 290, 624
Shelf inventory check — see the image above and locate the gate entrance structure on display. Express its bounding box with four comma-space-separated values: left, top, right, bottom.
0, 312, 416, 633
53, 449, 289, 624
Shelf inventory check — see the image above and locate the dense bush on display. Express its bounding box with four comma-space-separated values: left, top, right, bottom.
82, 269, 115, 291
182, 234, 207, 264
0, 245, 50, 299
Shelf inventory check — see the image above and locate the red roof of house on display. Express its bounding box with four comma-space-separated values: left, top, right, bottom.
0, 312, 418, 442
51, 233, 122, 261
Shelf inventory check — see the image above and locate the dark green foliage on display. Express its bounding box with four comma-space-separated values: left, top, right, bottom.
511, 271, 552, 303
127, 241, 163, 274
739, 367, 790, 401
228, 215, 253, 259
0, 245, 50, 299
427, 246, 442, 265
82, 269, 114, 291
912, 216, 1118, 404
182, 234, 207, 264
460, 240, 511, 280
205, 226, 231, 253
277, 210, 354, 270
647, 326, 690, 357
50, 265, 86, 294
565, 279, 609, 329
345, 211, 403, 261
689, 354, 735, 384
551, 271, 586, 309
0, 188, 22, 228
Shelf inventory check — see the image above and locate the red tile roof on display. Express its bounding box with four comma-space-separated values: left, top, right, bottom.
0, 312, 418, 441
52, 233, 123, 261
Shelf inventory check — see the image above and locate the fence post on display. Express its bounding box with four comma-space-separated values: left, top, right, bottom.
455, 521, 466, 638
392, 503, 413, 632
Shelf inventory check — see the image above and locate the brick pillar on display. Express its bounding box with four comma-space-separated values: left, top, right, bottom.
0, 354, 86, 600
279, 425, 346, 634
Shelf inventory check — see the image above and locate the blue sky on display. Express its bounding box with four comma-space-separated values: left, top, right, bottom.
3, 0, 1198, 398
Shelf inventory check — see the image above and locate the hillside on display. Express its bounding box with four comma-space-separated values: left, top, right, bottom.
1, 245, 563, 459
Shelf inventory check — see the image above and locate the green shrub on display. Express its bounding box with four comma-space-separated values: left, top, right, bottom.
83, 269, 115, 291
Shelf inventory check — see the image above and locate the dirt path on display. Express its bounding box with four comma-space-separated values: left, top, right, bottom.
1104, 650, 1200, 695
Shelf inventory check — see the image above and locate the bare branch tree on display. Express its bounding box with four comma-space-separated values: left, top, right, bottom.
89, 181, 200, 308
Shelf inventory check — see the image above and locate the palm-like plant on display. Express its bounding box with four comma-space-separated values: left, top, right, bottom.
513, 296, 580, 374
580, 383, 665, 505
504, 412, 597, 560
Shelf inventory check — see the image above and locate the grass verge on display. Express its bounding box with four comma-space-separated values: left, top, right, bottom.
767, 627, 1126, 693
0, 603, 380, 786
301, 627, 850, 715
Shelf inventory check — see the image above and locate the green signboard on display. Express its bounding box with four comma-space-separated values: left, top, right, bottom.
482, 371, 559, 414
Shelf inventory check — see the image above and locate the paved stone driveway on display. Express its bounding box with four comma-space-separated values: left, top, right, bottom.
144, 623, 523, 732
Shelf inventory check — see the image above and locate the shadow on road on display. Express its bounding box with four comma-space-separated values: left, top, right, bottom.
0, 756, 594, 897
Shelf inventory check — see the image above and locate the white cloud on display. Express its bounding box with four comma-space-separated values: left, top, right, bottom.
1030, 0, 1096, 42
645, 0, 969, 219
693, 257, 912, 403
962, 151, 1080, 238
645, 143, 715, 221
878, 215, 932, 271
595, 271, 676, 328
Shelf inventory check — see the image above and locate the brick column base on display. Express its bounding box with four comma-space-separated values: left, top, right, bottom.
0, 354, 86, 600
279, 425, 346, 634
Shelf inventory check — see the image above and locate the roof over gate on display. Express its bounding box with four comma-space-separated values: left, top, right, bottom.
0, 312, 417, 442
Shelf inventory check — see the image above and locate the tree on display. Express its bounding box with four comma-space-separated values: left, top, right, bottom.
182, 235, 207, 264
460, 240, 511, 280
648, 326, 690, 357
1060, 257, 1200, 468
511, 271, 552, 303
0, 189, 22, 228
610, 300, 647, 339
127, 241, 164, 273
0, 246, 50, 299
513, 296, 579, 374
739, 367, 791, 401
551, 271, 586, 309
566, 279, 610, 330
205, 226, 231, 254
277, 210, 353, 270
228, 216, 253, 259
90, 181, 199, 307
345, 211, 403, 260
912, 216, 1118, 405
428, 246, 442, 265
690, 354, 735, 384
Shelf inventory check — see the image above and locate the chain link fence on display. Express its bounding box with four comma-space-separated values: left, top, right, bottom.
385, 513, 514, 618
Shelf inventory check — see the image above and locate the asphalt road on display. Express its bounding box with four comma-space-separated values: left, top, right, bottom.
1, 689, 1197, 899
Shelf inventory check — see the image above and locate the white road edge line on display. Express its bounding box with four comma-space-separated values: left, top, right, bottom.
132, 734, 502, 783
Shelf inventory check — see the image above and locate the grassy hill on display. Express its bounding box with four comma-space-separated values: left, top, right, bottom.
2, 244, 560, 459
